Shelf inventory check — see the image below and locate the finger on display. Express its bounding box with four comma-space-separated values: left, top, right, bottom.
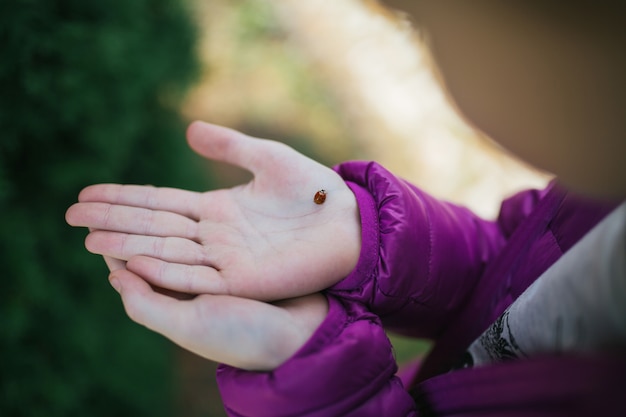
87, 227, 127, 272
126, 256, 227, 295
78, 184, 205, 220
111, 269, 307, 370
103, 256, 126, 272
109, 269, 185, 336
85, 231, 214, 266
186, 121, 282, 175
110, 270, 240, 366
66, 202, 198, 240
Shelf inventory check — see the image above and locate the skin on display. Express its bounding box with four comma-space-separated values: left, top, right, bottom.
67, 2, 625, 371
69, 122, 360, 302
66, 121, 360, 370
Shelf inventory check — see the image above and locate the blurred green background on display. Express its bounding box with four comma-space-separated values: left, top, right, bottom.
0, 1, 433, 416
1, 0, 207, 416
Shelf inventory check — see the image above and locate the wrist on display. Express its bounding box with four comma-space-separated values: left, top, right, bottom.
330, 181, 379, 291
333, 183, 362, 281
264, 293, 329, 370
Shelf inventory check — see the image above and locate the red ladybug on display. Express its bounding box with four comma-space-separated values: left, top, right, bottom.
314, 189, 327, 204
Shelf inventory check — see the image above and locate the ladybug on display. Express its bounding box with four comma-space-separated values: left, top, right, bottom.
314, 189, 327, 204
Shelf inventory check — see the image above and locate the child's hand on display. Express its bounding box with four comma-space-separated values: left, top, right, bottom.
66, 122, 361, 301
108, 266, 329, 371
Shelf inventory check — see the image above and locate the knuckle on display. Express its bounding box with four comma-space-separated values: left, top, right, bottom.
141, 209, 155, 235
182, 265, 197, 293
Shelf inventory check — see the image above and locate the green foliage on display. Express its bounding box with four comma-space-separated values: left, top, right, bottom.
0, 0, 207, 415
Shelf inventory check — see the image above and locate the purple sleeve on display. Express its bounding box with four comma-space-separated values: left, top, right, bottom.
217, 295, 417, 417
330, 161, 543, 338
414, 353, 626, 416
214, 161, 548, 416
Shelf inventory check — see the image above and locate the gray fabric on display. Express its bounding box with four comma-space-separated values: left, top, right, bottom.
468, 202, 626, 366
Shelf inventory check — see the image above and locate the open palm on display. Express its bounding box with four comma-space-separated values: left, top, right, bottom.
66, 121, 361, 301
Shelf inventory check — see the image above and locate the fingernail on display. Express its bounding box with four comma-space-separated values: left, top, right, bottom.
110, 277, 121, 293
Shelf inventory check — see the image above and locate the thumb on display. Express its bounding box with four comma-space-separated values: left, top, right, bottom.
109, 269, 181, 336
108, 270, 218, 364
186, 121, 271, 174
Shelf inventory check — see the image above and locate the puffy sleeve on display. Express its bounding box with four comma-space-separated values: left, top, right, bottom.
215, 161, 550, 416
329, 161, 548, 338
216, 294, 417, 417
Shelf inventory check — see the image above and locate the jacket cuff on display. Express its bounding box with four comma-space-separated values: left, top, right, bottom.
217, 295, 414, 417
328, 160, 508, 338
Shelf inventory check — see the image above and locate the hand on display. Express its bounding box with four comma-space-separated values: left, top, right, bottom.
66, 121, 361, 301
108, 267, 329, 371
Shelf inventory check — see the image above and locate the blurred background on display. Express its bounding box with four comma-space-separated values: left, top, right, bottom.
1, 0, 548, 416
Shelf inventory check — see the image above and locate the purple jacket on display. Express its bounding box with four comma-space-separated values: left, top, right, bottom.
217, 161, 625, 416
